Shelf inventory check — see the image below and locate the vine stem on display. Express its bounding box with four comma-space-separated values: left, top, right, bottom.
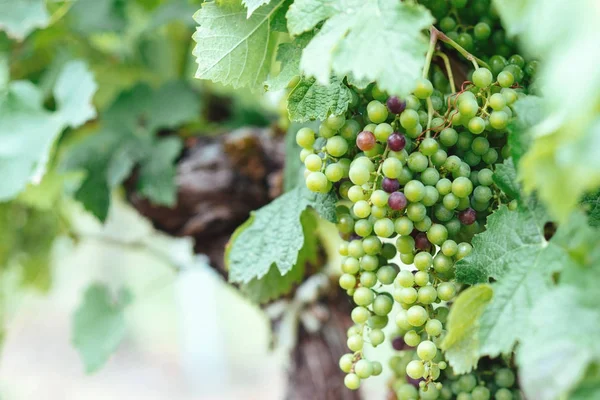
422, 27, 438, 79
431, 26, 491, 70
434, 51, 456, 93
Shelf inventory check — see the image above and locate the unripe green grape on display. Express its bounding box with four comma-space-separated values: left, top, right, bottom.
433, 253, 453, 274
404, 329, 421, 347
434, 204, 454, 222
422, 186, 439, 207
381, 242, 397, 259
504, 64, 524, 82
459, 98, 479, 119
362, 236, 382, 255
458, 374, 478, 392
440, 128, 458, 147
360, 254, 379, 272
501, 88, 518, 105
353, 200, 371, 219
497, 71, 514, 88
343, 257, 360, 274
471, 137, 490, 156
353, 359, 373, 379
374, 218, 394, 238
478, 168, 494, 186
360, 271, 377, 288
473, 68, 493, 88
440, 16, 456, 31
337, 214, 355, 235
414, 252, 433, 271
398, 287, 418, 304
457, 32, 474, 51
472, 387, 491, 400
374, 123, 393, 142
436, 178, 452, 196
400, 109, 419, 129
397, 384, 419, 400
474, 186, 493, 203
489, 93, 506, 111
370, 189, 388, 207
474, 22, 491, 40
325, 114, 346, 130
369, 329, 385, 347
414, 78, 434, 99
339, 181, 353, 199
420, 169, 439, 187
394, 217, 413, 236
339, 241, 349, 257
425, 319, 443, 337
299, 148, 313, 163
396, 235, 415, 254
319, 123, 336, 139
418, 285, 437, 304
344, 373, 361, 390
420, 138, 439, 156
444, 155, 462, 172
347, 324, 360, 338
389, 148, 409, 163
371, 84, 387, 101
373, 294, 394, 316
368, 314, 389, 329
490, 111, 508, 130
348, 185, 366, 202
407, 152, 429, 172
407, 305, 428, 326
306, 171, 328, 193
456, 242, 473, 260
340, 274, 357, 290
407, 202, 427, 222
397, 168, 414, 185
304, 154, 322, 172
351, 306, 370, 324
452, 177, 474, 198
457, 393, 472, 400
340, 119, 361, 140
405, 123, 423, 139
464, 151, 481, 167
364, 143, 384, 158
382, 157, 403, 179
417, 340, 437, 361
353, 287, 374, 306
431, 149, 448, 167
404, 180, 425, 202
437, 282, 456, 301
446, 218, 461, 237
354, 219, 373, 237
396, 309, 412, 330
371, 361, 382, 376
415, 215, 432, 232
347, 335, 364, 352
420, 383, 440, 400
339, 353, 354, 373
400, 252, 415, 265
325, 163, 344, 182
427, 224, 448, 245
397, 270, 415, 287
296, 127, 316, 149
495, 368, 516, 388
468, 117, 486, 134
495, 388, 513, 400
377, 265, 398, 285
414, 271, 429, 286
326, 136, 349, 157
406, 360, 425, 379
443, 193, 460, 210
349, 165, 370, 185
367, 100, 388, 123
482, 148, 499, 165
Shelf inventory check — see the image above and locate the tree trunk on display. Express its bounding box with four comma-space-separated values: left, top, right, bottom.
129, 127, 359, 400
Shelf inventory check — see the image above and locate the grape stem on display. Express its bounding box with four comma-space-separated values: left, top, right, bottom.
431, 26, 491, 71
434, 51, 457, 93
422, 27, 438, 79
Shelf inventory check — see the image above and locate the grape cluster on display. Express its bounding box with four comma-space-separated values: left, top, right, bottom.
295, 1, 531, 397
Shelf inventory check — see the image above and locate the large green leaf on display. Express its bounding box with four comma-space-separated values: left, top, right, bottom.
440, 284, 493, 374
227, 185, 336, 284
287, 76, 352, 122
290, 0, 433, 97
67, 0, 127, 34
243, 0, 272, 17
0, 0, 49, 40
265, 33, 312, 91
493, 158, 520, 200
192, 0, 286, 88
72, 284, 132, 373
0, 61, 97, 201
456, 203, 574, 357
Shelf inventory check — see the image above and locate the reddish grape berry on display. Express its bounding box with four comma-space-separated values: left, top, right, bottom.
459, 208, 477, 225
382, 178, 400, 193
387, 133, 406, 151
392, 336, 408, 350
356, 131, 376, 151
386, 96, 406, 114
415, 233, 431, 250
388, 192, 408, 210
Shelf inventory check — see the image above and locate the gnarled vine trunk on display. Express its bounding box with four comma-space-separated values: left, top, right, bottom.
129, 127, 360, 400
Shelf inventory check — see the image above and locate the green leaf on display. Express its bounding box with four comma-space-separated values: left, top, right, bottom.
54, 61, 98, 128
192, 0, 286, 88
517, 287, 600, 400
0, 0, 49, 40
72, 284, 132, 374
136, 137, 182, 206
493, 158, 520, 200
265, 33, 313, 91
581, 191, 600, 228
286, 0, 360, 36
456, 203, 574, 357
440, 284, 493, 374
287, 76, 352, 122
243, 0, 272, 17
240, 211, 317, 302
570, 366, 600, 400
509, 96, 544, 165
67, 0, 127, 34
296, 0, 433, 97
0, 61, 97, 201
227, 185, 336, 284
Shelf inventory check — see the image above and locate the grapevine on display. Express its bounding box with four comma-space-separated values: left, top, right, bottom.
297, 1, 533, 397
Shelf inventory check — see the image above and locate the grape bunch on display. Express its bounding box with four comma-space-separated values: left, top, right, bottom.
295, 1, 532, 398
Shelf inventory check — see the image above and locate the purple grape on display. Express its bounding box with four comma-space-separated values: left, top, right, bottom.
415, 233, 431, 250
459, 208, 477, 225
382, 178, 400, 193
388, 192, 408, 211
392, 336, 410, 351
387, 133, 407, 152
407, 376, 423, 388
386, 96, 406, 114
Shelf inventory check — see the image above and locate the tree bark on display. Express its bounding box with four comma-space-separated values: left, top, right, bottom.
129, 127, 359, 400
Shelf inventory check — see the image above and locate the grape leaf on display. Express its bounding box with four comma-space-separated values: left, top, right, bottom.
509, 96, 544, 165
67, 0, 127, 34
72, 284, 132, 373
570, 367, 600, 400
227, 185, 336, 284
192, 0, 286, 88
0, 0, 49, 40
493, 158, 520, 200
581, 191, 600, 228
265, 33, 313, 91
287, 77, 352, 122
456, 203, 575, 357
243, 0, 272, 17
440, 284, 493, 374
295, 0, 433, 97
517, 287, 600, 400
286, 0, 361, 36
0, 61, 97, 201
240, 211, 317, 303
